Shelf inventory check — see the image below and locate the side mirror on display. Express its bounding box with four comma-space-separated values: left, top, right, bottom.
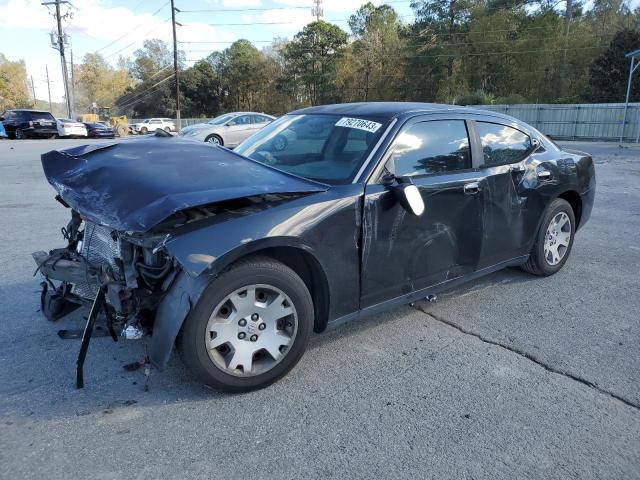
392, 179, 425, 216
531, 138, 541, 152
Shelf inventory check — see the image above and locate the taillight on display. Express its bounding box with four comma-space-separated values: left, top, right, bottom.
64, 123, 72, 128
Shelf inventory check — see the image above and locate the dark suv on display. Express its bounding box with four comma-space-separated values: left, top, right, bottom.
0, 109, 58, 139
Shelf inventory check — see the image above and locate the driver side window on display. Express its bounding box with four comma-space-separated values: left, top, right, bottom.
389, 120, 471, 177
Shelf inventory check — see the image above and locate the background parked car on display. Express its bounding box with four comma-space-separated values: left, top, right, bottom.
84, 122, 115, 138
0, 109, 58, 139
56, 118, 87, 138
131, 118, 175, 134
178, 112, 275, 146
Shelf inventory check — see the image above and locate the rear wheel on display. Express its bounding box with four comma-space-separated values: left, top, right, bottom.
15, 128, 25, 140
164, 126, 171, 133
205, 134, 223, 145
522, 198, 575, 276
179, 257, 313, 392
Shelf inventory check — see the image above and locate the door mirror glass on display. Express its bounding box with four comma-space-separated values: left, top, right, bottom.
393, 182, 425, 216
531, 138, 541, 152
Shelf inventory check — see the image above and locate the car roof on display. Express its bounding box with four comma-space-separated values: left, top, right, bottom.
225, 112, 274, 117
7, 109, 53, 114
289, 102, 511, 121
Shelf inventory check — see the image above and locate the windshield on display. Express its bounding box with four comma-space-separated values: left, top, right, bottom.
207, 114, 235, 125
234, 114, 388, 184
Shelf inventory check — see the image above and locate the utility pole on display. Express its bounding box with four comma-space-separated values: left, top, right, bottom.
42, 0, 72, 118
30, 75, 36, 102
170, 0, 181, 131
70, 48, 76, 117
312, 0, 323, 21
46, 65, 53, 113
560, 0, 572, 99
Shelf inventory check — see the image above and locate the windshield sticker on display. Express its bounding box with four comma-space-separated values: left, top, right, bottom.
335, 117, 382, 133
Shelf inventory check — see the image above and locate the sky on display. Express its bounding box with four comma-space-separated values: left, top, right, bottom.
0, 0, 415, 103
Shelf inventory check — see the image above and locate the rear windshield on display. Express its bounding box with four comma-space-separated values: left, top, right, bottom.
23, 111, 55, 121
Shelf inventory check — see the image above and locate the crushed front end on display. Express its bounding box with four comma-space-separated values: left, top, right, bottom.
33, 207, 178, 387
34, 137, 328, 388
33, 209, 176, 336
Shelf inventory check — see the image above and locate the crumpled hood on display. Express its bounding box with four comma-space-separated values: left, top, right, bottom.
41, 135, 328, 232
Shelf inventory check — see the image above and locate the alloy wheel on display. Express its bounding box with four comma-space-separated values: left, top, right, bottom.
543, 211, 571, 266
205, 284, 297, 376
207, 136, 221, 145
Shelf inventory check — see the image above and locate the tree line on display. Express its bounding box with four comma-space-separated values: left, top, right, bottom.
2, 0, 639, 118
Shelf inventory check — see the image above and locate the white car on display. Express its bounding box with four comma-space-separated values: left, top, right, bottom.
178, 112, 275, 147
56, 118, 87, 138
131, 118, 175, 134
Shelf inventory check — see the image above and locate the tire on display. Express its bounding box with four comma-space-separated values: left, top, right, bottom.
179, 256, 313, 392
115, 124, 127, 137
15, 129, 25, 140
521, 198, 576, 276
140, 127, 148, 134
205, 134, 223, 145
164, 126, 171, 133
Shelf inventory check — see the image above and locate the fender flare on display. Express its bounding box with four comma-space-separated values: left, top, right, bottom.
150, 237, 327, 370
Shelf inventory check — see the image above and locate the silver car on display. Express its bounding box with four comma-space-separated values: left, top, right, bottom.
178, 112, 275, 147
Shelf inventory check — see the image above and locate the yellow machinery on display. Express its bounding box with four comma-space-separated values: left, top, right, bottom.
78, 107, 129, 137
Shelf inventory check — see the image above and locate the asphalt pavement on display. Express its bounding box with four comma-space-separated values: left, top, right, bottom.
1, 138, 639, 479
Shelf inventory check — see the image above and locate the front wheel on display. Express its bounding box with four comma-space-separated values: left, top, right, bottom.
140, 127, 148, 134
179, 257, 313, 392
205, 134, 223, 145
521, 198, 576, 276
15, 129, 25, 140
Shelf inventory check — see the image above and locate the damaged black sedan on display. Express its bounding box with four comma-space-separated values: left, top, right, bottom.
33, 103, 595, 392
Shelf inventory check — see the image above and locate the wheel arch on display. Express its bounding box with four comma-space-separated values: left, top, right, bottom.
205, 133, 223, 145
207, 241, 330, 333
150, 240, 331, 370
556, 189, 583, 229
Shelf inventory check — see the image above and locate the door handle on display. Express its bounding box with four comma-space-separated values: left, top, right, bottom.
537, 170, 551, 180
464, 182, 480, 194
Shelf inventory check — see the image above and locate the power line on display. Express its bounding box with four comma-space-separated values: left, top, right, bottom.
183, 44, 606, 64
95, 2, 169, 53
116, 74, 175, 110
103, 20, 172, 59
177, 5, 310, 13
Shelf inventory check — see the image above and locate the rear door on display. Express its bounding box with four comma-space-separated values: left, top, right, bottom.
360, 116, 485, 308
467, 119, 540, 267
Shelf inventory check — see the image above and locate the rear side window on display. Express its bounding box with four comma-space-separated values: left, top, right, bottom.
476, 122, 532, 166
390, 120, 471, 177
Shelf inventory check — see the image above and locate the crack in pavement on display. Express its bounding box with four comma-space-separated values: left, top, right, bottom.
412, 304, 640, 412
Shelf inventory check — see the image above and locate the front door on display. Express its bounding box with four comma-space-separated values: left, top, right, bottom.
360, 118, 485, 308
225, 114, 254, 146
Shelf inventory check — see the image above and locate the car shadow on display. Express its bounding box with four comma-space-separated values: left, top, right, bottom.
1, 267, 537, 422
